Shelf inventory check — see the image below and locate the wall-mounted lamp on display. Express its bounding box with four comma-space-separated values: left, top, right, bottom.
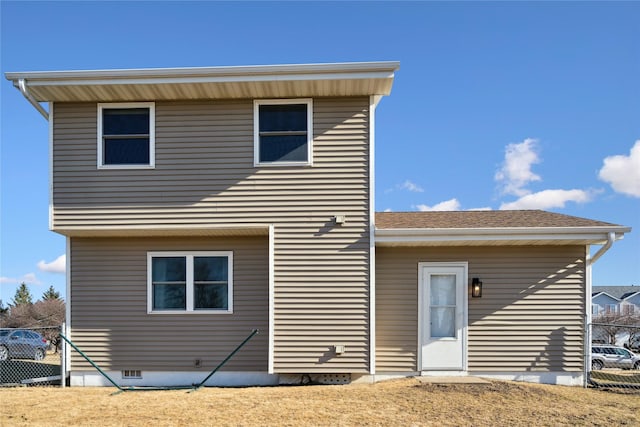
333, 215, 346, 225
471, 278, 483, 298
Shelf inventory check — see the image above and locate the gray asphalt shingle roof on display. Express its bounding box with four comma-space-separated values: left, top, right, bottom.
375, 210, 621, 229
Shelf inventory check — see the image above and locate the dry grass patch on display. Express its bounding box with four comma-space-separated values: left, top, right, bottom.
1, 378, 639, 426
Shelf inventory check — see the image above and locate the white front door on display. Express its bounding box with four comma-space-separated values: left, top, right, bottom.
419, 263, 467, 371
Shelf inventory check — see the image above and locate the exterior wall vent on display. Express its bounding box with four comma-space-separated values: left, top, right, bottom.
122, 370, 142, 379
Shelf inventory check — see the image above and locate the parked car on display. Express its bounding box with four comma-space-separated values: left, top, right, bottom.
591, 345, 640, 370
624, 334, 640, 353
0, 329, 47, 361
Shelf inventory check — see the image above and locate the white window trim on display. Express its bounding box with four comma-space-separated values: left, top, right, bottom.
97, 102, 155, 169
147, 251, 233, 314
253, 98, 313, 167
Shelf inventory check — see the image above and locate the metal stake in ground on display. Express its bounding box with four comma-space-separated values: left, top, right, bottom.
191, 329, 259, 391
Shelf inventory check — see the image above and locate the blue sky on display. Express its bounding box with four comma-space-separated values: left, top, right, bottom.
1, 1, 639, 304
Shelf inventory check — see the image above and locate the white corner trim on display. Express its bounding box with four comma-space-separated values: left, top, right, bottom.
65, 236, 71, 372
48, 101, 54, 231
268, 224, 275, 374
369, 95, 376, 375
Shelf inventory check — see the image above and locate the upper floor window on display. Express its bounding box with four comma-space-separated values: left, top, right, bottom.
147, 251, 233, 314
98, 102, 155, 169
254, 99, 312, 166
605, 304, 618, 314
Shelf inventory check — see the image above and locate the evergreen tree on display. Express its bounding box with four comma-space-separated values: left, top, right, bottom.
11, 282, 33, 306
42, 285, 61, 301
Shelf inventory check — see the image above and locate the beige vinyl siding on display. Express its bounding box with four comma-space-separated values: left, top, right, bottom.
376, 246, 586, 373
55, 98, 371, 373
52, 99, 369, 226
70, 236, 268, 371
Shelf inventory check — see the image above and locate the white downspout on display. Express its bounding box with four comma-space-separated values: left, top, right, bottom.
588, 232, 616, 266
584, 231, 617, 387
18, 79, 49, 120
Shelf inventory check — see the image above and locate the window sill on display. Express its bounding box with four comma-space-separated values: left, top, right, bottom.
147, 310, 233, 315
254, 161, 312, 167
98, 164, 155, 170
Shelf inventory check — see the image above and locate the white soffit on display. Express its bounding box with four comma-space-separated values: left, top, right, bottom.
5, 61, 400, 102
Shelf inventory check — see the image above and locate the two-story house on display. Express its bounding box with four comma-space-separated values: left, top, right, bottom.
592, 286, 640, 317
6, 62, 630, 387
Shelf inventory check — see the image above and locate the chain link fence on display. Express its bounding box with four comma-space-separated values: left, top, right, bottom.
0, 326, 63, 386
587, 322, 640, 391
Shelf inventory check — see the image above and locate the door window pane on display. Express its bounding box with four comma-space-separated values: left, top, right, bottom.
430, 274, 457, 338
431, 307, 456, 338
430, 274, 456, 305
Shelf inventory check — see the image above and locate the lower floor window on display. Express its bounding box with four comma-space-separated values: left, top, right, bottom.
148, 251, 233, 313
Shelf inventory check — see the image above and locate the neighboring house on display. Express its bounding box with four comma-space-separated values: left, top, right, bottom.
6, 62, 631, 387
592, 286, 640, 317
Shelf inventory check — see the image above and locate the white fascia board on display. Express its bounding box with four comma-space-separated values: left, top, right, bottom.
622, 292, 640, 300
5, 61, 400, 82
17, 71, 396, 88
375, 226, 630, 245
596, 292, 622, 302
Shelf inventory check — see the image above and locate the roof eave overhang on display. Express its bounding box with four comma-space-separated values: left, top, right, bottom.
53, 224, 271, 238
5, 61, 400, 102
374, 226, 631, 247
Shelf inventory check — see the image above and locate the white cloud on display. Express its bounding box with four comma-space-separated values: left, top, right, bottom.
0, 273, 42, 286
495, 138, 541, 197
416, 198, 461, 211
37, 254, 66, 274
499, 189, 592, 210
398, 180, 424, 193
385, 180, 425, 194
383, 208, 393, 212
598, 140, 640, 198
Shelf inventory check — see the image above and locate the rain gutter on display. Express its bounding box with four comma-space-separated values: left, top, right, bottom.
17, 78, 49, 120
588, 231, 617, 266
